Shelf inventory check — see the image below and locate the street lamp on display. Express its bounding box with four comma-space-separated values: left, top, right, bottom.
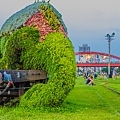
105, 32, 115, 78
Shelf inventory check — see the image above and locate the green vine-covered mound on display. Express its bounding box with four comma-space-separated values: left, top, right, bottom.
0, 1, 76, 108
20, 32, 76, 107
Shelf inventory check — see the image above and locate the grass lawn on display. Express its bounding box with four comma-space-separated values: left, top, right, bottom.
94, 75, 120, 92
0, 76, 120, 120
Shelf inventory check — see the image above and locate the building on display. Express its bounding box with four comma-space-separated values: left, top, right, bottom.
79, 44, 90, 52
78, 44, 90, 62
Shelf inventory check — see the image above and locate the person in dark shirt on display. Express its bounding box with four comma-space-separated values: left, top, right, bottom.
86, 75, 94, 86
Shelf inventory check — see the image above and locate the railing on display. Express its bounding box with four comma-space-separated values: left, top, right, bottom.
77, 63, 120, 67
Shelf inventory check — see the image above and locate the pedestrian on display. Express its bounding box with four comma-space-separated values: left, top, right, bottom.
84, 72, 89, 84
104, 72, 108, 79
112, 68, 117, 79
94, 71, 97, 79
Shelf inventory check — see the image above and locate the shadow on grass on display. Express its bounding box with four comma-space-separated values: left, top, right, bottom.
33, 100, 86, 113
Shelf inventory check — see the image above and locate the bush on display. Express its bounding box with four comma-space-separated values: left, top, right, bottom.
20, 32, 76, 108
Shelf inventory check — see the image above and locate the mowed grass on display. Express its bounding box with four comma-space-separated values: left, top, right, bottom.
0, 76, 120, 120
95, 75, 120, 92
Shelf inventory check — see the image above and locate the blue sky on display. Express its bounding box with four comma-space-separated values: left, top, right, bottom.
0, 0, 120, 57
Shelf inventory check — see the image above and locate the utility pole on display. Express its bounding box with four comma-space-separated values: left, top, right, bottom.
105, 32, 115, 78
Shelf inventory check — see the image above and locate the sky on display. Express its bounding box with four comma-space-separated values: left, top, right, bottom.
0, 0, 120, 57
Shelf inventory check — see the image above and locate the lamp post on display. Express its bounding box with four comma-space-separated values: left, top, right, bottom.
105, 32, 115, 78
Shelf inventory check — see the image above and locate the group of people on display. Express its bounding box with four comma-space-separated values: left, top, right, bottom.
84, 72, 94, 86
101, 69, 117, 79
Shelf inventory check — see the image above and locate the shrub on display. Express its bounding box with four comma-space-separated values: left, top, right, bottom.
20, 32, 76, 108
